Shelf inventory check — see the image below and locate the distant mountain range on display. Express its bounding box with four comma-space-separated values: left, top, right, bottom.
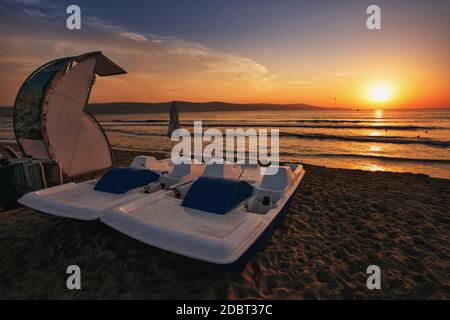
0, 101, 342, 117
85, 101, 339, 114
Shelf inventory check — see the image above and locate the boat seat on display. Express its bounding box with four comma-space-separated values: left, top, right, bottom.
130, 155, 157, 169
94, 167, 160, 194
159, 163, 192, 187
130, 156, 172, 172
182, 177, 253, 214
247, 167, 296, 214
259, 167, 294, 191
247, 188, 282, 214
170, 162, 192, 178
202, 162, 241, 179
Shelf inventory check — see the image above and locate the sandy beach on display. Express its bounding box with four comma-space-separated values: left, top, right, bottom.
0, 148, 449, 299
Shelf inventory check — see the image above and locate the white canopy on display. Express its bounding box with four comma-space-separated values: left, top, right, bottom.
13, 52, 126, 177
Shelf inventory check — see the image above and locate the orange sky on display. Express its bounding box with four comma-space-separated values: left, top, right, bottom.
0, 1, 449, 109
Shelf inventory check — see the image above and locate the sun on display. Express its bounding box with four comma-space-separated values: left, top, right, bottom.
368, 84, 393, 103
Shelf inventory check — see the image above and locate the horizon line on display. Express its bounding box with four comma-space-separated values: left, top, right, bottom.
1, 101, 449, 110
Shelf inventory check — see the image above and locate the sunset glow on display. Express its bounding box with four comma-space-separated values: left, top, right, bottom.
0, 1, 448, 109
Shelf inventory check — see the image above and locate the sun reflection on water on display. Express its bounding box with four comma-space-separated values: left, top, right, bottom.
374, 109, 383, 119
362, 163, 385, 172
369, 145, 382, 152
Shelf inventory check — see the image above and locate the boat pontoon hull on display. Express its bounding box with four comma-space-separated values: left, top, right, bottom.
101, 165, 305, 268
18, 156, 176, 220
227, 181, 300, 269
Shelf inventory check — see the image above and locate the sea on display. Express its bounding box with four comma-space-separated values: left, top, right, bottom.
1, 108, 449, 179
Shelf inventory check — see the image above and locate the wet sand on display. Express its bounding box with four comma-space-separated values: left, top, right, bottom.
0, 149, 449, 299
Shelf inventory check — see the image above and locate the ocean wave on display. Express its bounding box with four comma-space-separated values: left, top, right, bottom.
280, 133, 450, 147
289, 117, 450, 122
101, 121, 445, 131
102, 123, 164, 127
100, 117, 450, 124
196, 123, 443, 130
105, 119, 167, 123
105, 128, 167, 136
297, 153, 450, 164
103, 127, 450, 147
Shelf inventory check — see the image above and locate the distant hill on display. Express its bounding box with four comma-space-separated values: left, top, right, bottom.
86, 101, 337, 115
0, 101, 342, 117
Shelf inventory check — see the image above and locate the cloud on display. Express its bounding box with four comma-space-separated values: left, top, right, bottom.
84, 16, 117, 32
334, 71, 356, 77
22, 8, 47, 18
5, 0, 41, 4
286, 80, 312, 86
4, 0, 61, 9
0, 1, 273, 104
119, 32, 148, 42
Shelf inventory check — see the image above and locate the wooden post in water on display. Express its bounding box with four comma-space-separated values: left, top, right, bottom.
168, 101, 181, 158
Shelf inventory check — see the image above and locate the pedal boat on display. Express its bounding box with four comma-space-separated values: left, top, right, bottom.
18, 156, 203, 220
101, 163, 305, 268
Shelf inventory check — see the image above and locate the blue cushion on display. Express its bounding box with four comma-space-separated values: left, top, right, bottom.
181, 177, 253, 214
94, 167, 159, 194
